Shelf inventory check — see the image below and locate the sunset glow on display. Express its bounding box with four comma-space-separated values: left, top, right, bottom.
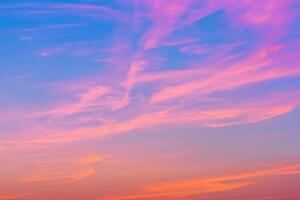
0, 0, 300, 199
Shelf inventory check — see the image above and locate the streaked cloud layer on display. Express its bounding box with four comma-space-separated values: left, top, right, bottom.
0, 0, 299, 199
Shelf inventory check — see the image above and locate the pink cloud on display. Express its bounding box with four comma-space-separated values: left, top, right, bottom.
136, 0, 195, 49
46, 86, 111, 117
1, 89, 298, 152
21, 168, 95, 183
222, 0, 295, 40
1, 1, 300, 199
150, 46, 300, 104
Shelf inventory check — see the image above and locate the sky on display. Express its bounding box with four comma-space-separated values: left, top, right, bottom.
0, 0, 300, 199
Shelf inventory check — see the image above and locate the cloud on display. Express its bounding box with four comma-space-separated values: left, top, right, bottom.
0, 2, 126, 21
107, 182, 252, 200
21, 168, 95, 183
0, 0, 300, 199
105, 164, 300, 200
45, 85, 111, 117
76, 155, 103, 165
0, 89, 299, 152
0, 195, 21, 200
133, 0, 220, 50
150, 46, 300, 104
222, 0, 295, 40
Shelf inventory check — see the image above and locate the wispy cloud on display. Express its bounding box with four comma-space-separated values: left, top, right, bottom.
105, 164, 300, 200
76, 155, 103, 165
0, 90, 299, 151
0, 0, 299, 199
21, 168, 95, 183
0, 2, 126, 21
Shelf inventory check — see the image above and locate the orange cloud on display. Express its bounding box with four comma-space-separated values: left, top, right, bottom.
21, 168, 95, 183
0, 195, 21, 200
76, 155, 103, 165
105, 164, 300, 200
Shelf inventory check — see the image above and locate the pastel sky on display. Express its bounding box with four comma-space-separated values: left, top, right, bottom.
0, 0, 300, 199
